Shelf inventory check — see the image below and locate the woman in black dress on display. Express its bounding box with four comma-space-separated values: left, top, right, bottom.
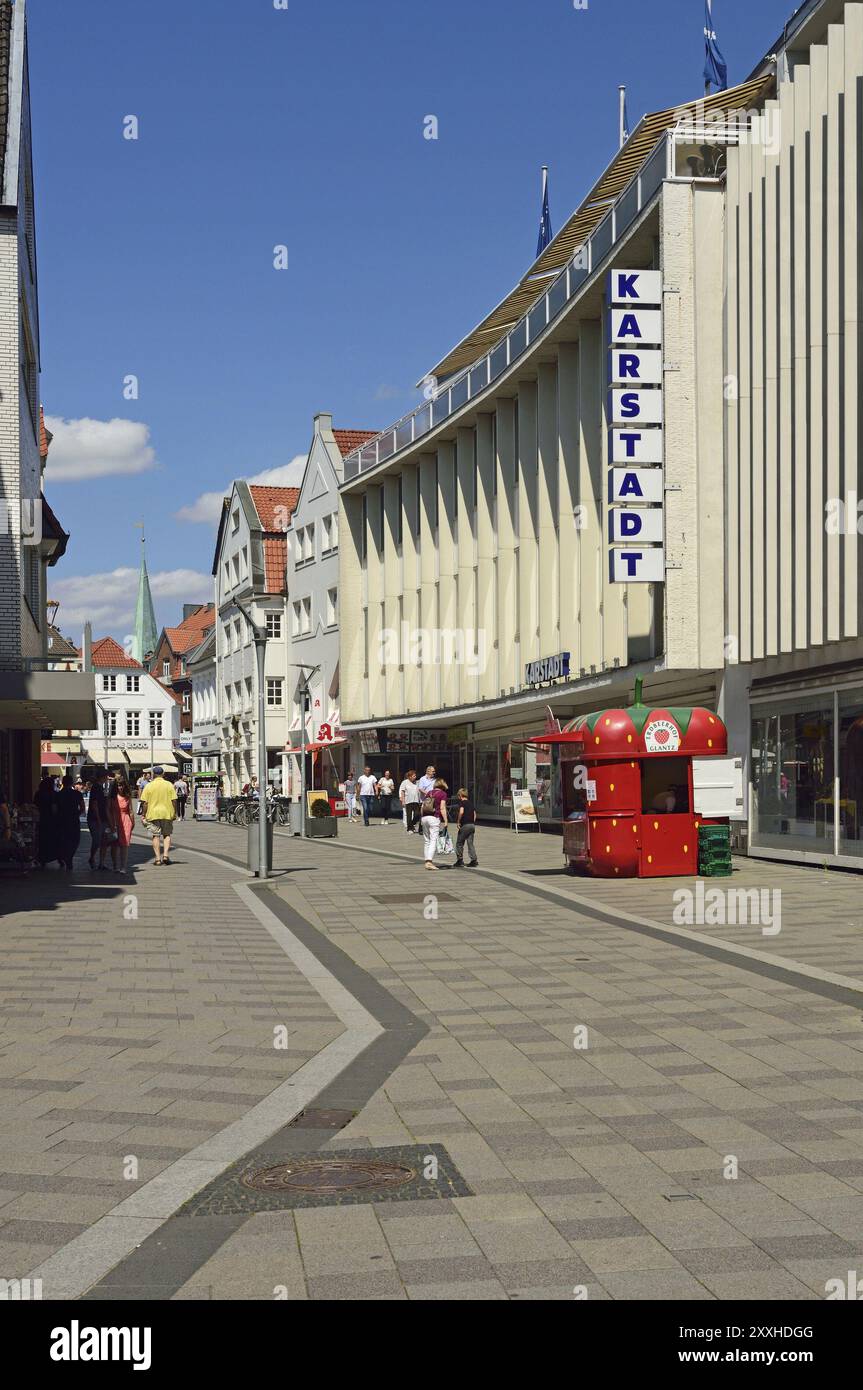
56, 775, 86, 871
86, 776, 108, 871
33, 773, 60, 867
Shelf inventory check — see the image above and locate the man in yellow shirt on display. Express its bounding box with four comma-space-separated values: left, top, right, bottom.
141, 767, 178, 866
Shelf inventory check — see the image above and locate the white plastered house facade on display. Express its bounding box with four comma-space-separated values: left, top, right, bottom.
80, 652, 180, 775
283, 414, 358, 798
188, 626, 218, 776
212, 481, 294, 795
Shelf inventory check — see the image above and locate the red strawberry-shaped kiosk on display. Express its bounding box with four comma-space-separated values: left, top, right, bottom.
527, 678, 729, 878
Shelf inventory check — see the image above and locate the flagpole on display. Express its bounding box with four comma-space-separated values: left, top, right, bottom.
618, 86, 627, 149
541, 164, 548, 202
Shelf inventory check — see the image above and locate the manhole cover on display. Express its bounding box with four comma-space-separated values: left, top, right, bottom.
241, 1158, 416, 1195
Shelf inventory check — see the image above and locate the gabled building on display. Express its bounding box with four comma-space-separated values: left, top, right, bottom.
212, 482, 299, 794
188, 625, 217, 778
284, 415, 375, 797
0, 0, 95, 800
79, 635, 180, 776
149, 602, 215, 739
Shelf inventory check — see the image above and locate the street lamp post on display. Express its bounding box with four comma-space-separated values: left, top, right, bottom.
233, 600, 269, 879
289, 664, 320, 841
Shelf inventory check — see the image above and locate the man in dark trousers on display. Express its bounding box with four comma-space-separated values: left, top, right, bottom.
453, 788, 478, 868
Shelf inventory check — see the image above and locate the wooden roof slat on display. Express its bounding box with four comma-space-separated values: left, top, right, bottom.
423, 74, 773, 383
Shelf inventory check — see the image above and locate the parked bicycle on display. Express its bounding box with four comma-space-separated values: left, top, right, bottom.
233, 798, 291, 827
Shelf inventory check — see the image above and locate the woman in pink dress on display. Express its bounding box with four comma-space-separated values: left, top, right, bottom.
112, 778, 136, 873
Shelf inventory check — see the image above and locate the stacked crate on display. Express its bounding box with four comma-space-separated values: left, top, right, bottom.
698, 824, 732, 877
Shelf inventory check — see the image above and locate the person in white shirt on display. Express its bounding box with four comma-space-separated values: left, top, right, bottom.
399, 769, 421, 834
356, 767, 378, 826
377, 770, 395, 825
417, 766, 436, 796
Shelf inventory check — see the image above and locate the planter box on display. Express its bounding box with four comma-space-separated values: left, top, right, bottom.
305, 817, 338, 839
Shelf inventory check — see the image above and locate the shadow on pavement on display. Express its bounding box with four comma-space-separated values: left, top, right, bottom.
0, 838, 155, 916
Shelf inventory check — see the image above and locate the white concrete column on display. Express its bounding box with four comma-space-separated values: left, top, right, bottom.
578, 321, 603, 672
401, 465, 421, 715
496, 398, 518, 693
456, 426, 478, 708
557, 342, 580, 670
418, 454, 439, 712
475, 413, 497, 701
383, 475, 402, 718
365, 486, 385, 719
437, 441, 458, 710
338, 493, 367, 723
517, 379, 539, 680
537, 361, 559, 660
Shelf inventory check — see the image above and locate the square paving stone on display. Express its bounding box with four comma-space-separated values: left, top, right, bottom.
178, 1144, 472, 1214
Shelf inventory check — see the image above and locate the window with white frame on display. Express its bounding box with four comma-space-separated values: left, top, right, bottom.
103, 709, 117, 737
182, 692, 191, 714
326, 587, 338, 627
162, 660, 171, 678
302, 596, 311, 633
244, 678, 253, 709
126, 711, 141, 737
126, 674, 140, 693
322, 511, 339, 555
101, 674, 117, 692
292, 600, 302, 636
266, 611, 282, 639
231, 507, 240, 534
149, 712, 163, 736
267, 678, 284, 707
240, 546, 248, 580
305, 523, 315, 562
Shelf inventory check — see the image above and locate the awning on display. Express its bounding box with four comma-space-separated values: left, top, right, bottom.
123, 750, 179, 771
0, 670, 97, 731
41, 751, 69, 767
285, 737, 348, 754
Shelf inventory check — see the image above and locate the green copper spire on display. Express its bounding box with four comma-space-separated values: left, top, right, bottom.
132, 524, 158, 664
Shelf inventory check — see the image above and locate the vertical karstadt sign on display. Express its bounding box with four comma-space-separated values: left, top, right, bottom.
606, 269, 665, 584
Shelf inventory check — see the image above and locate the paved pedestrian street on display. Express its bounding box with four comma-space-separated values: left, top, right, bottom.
3, 819, 863, 1301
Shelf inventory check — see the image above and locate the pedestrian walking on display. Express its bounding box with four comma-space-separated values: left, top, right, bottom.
357, 767, 378, 826
86, 776, 109, 871
111, 777, 136, 873
399, 769, 421, 833
136, 770, 151, 816
343, 770, 358, 822
140, 765, 178, 866
421, 777, 449, 870
453, 788, 479, 867
174, 774, 189, 820
56, 775, 85, 871
417, 765, 436, 796
33, 773, 60, 867
377, 769, 395, 825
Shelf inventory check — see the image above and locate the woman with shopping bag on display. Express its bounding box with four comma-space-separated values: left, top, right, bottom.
421, 778, 450, 870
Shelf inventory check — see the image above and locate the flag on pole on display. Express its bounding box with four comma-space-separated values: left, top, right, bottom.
536, 166, 552, 257
703, 0, 728, 92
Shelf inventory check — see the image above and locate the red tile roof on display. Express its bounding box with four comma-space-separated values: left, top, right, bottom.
164, 604, 215, 655
262, 537, 287, 594
39, 406, 53, 462
89, 637, 142, 670
333, 429, 377, 459
249, 486, 300, 534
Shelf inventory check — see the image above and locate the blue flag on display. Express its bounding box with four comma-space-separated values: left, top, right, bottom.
536, 170, 552, 257
703, 0, 728, 91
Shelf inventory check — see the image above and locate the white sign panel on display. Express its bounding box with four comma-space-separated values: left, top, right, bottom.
610, 548, 666, 583
610, 389, 663, 426
607, 268, 663, 306
609, 508, 664, 544
609, 348, 663, 385
692, 756, 745, 818
644, 718, 682, 753
609, 308, 663, 346
609, 468, 664, 505
611, 429, 664, 464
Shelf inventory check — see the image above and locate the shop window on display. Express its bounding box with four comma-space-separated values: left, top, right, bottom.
641, 758, 690, 814
839, 690, 863, 855
751, 698, 834, 851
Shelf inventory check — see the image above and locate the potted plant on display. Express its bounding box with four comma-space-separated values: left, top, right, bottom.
305, 795, 338, 838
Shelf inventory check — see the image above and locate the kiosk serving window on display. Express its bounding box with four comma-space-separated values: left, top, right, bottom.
641, 757, 690, 815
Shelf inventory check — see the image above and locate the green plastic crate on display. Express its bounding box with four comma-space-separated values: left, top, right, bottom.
698, 861, 733, 878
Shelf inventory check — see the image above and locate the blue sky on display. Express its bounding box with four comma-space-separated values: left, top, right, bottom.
29, 0, 794, 638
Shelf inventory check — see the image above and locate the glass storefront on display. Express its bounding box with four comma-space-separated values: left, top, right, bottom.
472, 735, 558, 821
751, 687, 863, 860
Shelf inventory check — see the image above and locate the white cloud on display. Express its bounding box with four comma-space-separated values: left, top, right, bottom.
374, 383, 402, 401
174, 455, 307, 525
43, 417, 157, 482
48, 567, 212, 641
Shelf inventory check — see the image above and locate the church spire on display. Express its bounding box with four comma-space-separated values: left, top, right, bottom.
132, 523, 158, 664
